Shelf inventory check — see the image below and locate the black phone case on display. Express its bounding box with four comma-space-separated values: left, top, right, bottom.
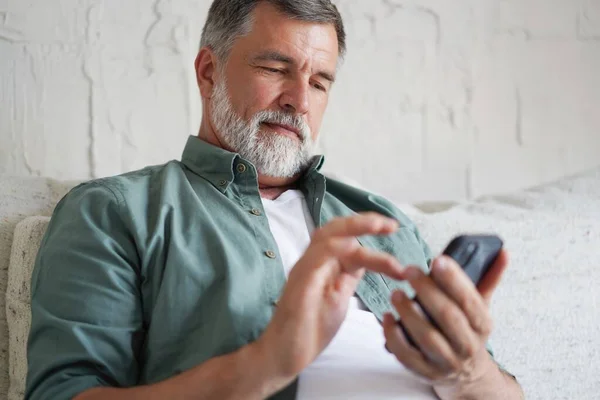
397, 235, 503, 349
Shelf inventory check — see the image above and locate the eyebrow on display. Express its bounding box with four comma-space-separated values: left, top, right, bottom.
250, 50, 336, 83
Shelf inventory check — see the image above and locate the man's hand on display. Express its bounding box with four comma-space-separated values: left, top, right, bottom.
382, 249, 514, 396
255, 212, 405, 390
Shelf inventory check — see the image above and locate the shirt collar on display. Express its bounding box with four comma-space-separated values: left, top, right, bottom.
180, 135, 325, 193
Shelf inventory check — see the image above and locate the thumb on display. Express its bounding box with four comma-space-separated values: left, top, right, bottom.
334, 267, 365, 298
476, 249, 509, 305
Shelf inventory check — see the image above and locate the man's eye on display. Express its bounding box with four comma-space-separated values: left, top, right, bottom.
313, 82, 327, 92
261, 67, 284, 74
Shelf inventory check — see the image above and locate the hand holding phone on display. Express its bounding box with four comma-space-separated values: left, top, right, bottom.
397, 234, 503, 348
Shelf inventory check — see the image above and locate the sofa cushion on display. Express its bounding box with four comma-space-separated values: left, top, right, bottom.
0, 176, 76, 399
6, 217, 50, 400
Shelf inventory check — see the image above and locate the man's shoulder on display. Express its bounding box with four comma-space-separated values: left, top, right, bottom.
63, 161, 186, 204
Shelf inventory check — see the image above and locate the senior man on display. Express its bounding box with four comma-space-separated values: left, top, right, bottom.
26, 1, 523, 399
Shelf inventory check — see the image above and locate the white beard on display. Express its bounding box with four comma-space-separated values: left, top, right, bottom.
210, 78, 315, 178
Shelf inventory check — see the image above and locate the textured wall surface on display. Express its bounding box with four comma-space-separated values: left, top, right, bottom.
1, 0, 599, 202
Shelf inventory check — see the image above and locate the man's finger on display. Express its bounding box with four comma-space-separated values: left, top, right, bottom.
337, 243, 405, 280
313, 212, 399, 241
390, 290, 460, 372
400, 267, 480, 359
476, 249, 509, 305
428, 256, 493, 337
382, 313, 447, 381
303, 238, 404, 281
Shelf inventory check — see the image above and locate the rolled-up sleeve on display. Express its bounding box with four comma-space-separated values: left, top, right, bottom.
26, 182, 144, 400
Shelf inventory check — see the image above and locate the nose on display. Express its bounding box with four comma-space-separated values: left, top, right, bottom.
279, 78, 310, 115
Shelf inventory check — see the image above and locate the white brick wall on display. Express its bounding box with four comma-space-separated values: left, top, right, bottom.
1, 0, 599, 202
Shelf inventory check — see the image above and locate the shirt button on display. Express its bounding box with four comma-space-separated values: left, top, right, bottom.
237, 164, 247, 173
265, 250, 276, 259
271, 298, 279, 307
219, 180, 227, 186
250, 208, 262, 216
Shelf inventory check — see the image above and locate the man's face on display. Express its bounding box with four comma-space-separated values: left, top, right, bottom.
209, 2, 339, 178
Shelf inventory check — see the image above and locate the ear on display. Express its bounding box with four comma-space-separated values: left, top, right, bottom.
195, 48, 218, 99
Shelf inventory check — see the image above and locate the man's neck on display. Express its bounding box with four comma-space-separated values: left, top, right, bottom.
197, 121, 302, 200
259, 184, 298, 201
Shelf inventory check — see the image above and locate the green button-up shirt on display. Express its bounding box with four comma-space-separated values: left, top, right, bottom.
26, 136, 501, 400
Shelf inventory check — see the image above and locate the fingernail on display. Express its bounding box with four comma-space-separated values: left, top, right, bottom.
391, 291, 405, 303
381, 312, 391, 326
391, 259, 404, 271
434, 257, 448, 271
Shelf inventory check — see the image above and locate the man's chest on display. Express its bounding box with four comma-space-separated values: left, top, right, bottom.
132, 193, 428, 384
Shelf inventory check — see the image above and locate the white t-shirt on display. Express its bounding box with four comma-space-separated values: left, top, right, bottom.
262, 190, 437, 399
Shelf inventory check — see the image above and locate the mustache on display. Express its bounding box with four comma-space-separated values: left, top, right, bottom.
252, 110, 310, 140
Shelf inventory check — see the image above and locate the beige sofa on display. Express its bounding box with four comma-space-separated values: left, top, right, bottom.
2, 170, 600, 400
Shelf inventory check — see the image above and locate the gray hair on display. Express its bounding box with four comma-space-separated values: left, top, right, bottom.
200, 0, 346, 62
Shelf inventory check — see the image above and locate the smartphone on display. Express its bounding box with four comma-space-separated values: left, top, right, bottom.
397, 234, 503, 348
